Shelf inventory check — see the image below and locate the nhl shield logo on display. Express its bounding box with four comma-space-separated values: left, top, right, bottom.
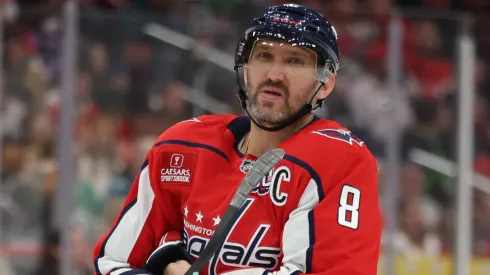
239, 159, 255, 174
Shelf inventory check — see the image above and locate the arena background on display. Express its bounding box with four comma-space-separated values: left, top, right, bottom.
0, 0, 489, 274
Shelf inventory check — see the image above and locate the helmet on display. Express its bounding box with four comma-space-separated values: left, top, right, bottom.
235, 3, 340, 75
234, 3, 340, 132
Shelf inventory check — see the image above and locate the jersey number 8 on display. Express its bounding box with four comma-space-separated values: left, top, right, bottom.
337, 185, 361, 230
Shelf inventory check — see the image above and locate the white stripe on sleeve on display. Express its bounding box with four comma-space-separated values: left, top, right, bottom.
99, 166, 155, 273
281, 178, 320, 272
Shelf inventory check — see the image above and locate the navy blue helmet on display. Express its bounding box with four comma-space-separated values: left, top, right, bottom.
235, 3, 340, 76
234, 3, 340, 132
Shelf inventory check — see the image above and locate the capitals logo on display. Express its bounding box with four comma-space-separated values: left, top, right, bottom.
312, 128, 364, 147
239, 159, 275, 195
182, 199, 281, 275
252, 168, 274, 195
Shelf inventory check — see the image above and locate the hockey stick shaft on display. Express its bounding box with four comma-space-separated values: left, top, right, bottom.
184, 148, 285, 275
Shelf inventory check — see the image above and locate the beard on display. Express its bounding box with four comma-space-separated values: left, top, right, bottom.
247, 78, 293, 126
246, 74, 319, 126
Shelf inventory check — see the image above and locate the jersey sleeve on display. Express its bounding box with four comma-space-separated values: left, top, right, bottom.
222, 149, 381, 275
92, 146, 190, 275
285, 151, 382, 275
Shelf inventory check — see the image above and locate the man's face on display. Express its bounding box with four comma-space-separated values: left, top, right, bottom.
244, 39, 322, 127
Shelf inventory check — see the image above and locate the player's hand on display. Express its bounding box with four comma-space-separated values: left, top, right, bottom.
163, 260, 192, 275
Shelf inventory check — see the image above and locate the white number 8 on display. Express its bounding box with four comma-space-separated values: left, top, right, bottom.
338, 185, 361, 229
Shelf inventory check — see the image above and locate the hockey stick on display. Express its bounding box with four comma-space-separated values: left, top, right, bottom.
184, 148, 285, 275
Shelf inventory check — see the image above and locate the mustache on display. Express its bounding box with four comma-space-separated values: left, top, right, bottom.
256, 80, 289, 96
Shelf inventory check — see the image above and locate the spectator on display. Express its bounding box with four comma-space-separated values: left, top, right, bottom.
392, 197, 442, 258
405, 20, 454, 99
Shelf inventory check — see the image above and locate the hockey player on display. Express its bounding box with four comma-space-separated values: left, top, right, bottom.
93, 3, 381, 275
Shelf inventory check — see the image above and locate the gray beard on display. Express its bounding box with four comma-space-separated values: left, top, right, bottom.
244, 73, 321, 126
247, 93, 292, 126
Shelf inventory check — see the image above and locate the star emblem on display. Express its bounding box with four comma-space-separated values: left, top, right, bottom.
184, 206, 189, 217
212, 215, 221, 226
196, 211, 203, 223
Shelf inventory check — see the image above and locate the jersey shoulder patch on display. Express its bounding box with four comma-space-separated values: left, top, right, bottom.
311, 128, 364, 147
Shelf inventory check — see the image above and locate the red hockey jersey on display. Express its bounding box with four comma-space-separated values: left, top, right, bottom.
93, 115, 382, 275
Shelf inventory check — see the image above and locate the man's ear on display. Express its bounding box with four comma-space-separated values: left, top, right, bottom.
317, 74, 336, 100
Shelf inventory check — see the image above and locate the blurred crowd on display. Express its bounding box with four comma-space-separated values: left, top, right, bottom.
0, 0, 490, 274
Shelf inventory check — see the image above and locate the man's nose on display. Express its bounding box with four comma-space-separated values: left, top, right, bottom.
265, 63, 286, 82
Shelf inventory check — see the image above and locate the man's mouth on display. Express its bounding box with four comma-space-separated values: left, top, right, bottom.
260, 87, 285, 98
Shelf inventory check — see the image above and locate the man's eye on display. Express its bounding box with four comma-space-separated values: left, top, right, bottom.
256, 52, 272, 60
289, 58, 305, 66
